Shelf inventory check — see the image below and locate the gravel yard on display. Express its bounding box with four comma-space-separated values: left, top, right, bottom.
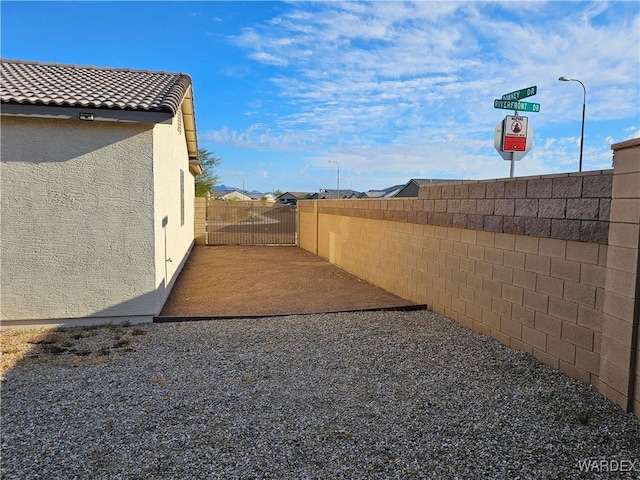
2, 310, 639, 479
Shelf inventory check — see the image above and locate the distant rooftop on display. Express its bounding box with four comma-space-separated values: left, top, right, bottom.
411, 178, 461, 185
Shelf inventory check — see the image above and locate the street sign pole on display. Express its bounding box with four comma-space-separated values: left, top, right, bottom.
510, 152, 515, 178
494, 86, 539, 175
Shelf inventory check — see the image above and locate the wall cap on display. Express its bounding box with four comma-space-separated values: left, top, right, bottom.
418, 170, 613, 187
611, 138, 640, 151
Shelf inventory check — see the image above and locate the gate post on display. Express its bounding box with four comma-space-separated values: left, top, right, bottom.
194, 197, 206, 245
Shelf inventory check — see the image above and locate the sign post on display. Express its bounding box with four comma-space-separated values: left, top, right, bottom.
493, 86, 539, 177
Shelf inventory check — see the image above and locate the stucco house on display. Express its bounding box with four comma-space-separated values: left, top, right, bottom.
212, 189, 253, 201
365, 184, 404, 198
0, 59, 202, 327
393, 178, 460, 197
276, 192, 317, 205
213, 190, 276, 202
318, 189, 365, 199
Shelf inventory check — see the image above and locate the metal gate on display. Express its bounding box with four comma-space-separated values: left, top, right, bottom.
206, 200, 297, 245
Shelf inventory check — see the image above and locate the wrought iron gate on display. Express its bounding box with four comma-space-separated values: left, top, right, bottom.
206, 200, 297, 245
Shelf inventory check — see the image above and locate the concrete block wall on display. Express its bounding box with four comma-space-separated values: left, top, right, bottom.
300, 210, 607, 387
298, 138, 639, 415
600, 139, 640, 413
418, 171, 611, 242
299, 199, 318, 254
194, 197, 206, 246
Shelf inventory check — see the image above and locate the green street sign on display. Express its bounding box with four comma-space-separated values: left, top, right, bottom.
501, 86, 537, 101
494, 99, 541, 112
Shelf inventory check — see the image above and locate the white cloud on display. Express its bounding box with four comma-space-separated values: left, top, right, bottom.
625, 126, 640, 140
249, 51, 288, 66
217, 1, 638, 189
204, 124, 318, 150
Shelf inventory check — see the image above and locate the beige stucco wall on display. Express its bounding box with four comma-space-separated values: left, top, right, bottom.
151, 111, 196, 307
1, 116, 158, 325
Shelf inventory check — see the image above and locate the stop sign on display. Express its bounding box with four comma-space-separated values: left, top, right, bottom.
494, 117, 533, 161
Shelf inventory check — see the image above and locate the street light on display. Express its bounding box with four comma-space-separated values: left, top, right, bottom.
558, 76, 586, 172
328, 160, 340, 199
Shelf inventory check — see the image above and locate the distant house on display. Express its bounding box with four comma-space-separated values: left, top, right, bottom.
393, 178, 460, 197
213, 189, 253, 201
365, 184, 404, 198
276, 192, 316, 205
318, 189, 365, 199
258, 193, 277, 203
0, 59, 202, 327
213, 190, 276, 202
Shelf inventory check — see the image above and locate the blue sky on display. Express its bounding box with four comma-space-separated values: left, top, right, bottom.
2, 1, 638, 193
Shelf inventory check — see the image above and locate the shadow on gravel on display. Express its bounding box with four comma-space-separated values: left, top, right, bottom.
2, 312, 640, 479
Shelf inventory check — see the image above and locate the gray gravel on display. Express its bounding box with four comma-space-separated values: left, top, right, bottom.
2, 310, 639, 479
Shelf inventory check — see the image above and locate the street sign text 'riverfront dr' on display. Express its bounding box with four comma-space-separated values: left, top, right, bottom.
494, 99, 541, 112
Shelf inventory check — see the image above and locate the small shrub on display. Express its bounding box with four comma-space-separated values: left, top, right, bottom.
577, 408, 593, 426
28, 338, 55, 345
113, 339, 130, 349
71, 349, 91, 357
43, 345, 67, 355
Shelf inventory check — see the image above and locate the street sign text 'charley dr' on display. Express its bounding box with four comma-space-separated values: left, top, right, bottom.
494, 85, 540, 113
501, 86, 537, 101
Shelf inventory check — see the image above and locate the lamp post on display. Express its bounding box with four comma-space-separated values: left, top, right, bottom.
558, 76, 586, 172
328, 161, 340, 199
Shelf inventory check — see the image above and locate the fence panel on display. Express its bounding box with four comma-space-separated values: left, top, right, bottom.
206, 200, 297, 245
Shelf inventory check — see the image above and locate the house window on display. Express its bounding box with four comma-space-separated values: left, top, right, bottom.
180, 169, 185, 226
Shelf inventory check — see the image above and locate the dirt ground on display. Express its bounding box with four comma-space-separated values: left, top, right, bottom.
159, 246, 419, 318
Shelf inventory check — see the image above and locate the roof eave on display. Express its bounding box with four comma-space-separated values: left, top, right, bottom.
181, 85, 199, 166
0, 102, 174, 123
189, 159, 203, 176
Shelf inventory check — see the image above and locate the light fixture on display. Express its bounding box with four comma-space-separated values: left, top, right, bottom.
328, 161, 340, 199
558, 76, 586, 172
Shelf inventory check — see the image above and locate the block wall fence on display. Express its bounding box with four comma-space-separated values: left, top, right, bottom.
298, 138, 640, 416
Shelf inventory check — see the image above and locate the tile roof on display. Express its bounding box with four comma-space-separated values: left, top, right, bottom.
411, 178, 461, 185
279, 192, 316, 199
319, 189, 365, 198
1, 59, 192, 114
